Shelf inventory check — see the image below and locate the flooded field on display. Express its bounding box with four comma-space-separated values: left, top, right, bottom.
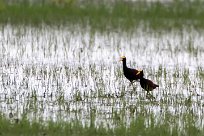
0, 25, 204, 134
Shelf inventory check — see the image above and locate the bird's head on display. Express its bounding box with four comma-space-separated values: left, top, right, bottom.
120, 56, 126, 62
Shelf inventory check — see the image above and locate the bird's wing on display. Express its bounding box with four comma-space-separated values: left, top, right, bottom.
146, 78, 154, 85
129, 68, 140, 75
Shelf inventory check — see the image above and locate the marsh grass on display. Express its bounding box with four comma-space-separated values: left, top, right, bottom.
1, 25, 204, 135
1, 1, 204, 30
0, 112, 203, 136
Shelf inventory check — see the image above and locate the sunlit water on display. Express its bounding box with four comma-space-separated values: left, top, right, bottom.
0, 25, 204, 128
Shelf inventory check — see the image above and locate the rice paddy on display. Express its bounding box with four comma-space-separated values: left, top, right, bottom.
0, 0, 204, 135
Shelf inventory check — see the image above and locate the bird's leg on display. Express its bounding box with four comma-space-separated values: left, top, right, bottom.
135, 79, 140, 82
130, 90, 134, 99
129, 81, 133, 87
146, 92, 155, 101
146, 91, 150, 99
128, 81, 137, 95
132, 83, 137, 94
132, 80, 136, 84
146, 91, 152, 99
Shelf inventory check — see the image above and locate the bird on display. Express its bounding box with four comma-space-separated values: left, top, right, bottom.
138, 70, 159, 94
120, 56, 142, 85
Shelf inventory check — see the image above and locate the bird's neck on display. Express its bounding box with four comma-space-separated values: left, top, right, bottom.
139, 74, 145, 81
140, 77, 145, 81
123, 60, 127, 71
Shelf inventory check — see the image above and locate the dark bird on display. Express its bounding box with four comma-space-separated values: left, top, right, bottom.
120, 56, 142, 84
138, 70, 159, 94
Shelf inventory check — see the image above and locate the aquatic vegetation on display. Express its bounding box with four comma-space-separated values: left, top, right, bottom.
0, 24, 204, 135
0, 1, 204, 30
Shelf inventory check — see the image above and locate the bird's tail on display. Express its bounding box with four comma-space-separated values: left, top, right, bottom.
152, 84, 159, 89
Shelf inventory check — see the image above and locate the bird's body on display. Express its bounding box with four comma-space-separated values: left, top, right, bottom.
120, 56, 142, 83
139, 70, 159, 94
140, 78, 159, 91
123, 65, 141, 83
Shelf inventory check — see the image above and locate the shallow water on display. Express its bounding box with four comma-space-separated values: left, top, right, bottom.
0, 25, 204, 128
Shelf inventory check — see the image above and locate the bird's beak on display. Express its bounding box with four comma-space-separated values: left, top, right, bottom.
120, 56, 125, 61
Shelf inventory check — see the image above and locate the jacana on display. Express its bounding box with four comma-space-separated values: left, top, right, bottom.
138, 70, 159, 94
120, 56, 142, 84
